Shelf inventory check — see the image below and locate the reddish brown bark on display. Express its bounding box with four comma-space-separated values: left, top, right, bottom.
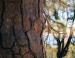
0, 0, 45, 58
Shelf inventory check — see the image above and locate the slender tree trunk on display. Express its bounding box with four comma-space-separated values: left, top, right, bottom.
56, 35, 72, 58
0, 0, 45, 58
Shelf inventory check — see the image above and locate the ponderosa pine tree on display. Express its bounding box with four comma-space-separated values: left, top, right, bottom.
0, 0, 45, 58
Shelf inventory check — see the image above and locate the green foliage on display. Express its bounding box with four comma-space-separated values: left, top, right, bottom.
73, 3, 75, 20
53, 9, 59, 20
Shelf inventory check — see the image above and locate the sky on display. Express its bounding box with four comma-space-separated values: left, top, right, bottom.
42, 32, 57, 48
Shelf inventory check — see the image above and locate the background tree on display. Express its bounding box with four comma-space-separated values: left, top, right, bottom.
43, 0, 75, 58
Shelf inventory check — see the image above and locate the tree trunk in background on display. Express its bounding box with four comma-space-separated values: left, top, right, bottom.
0, 0, 45, 58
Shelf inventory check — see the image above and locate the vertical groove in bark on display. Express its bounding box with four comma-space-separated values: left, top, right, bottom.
0, 0, 5, 48
0, 0, 5, 28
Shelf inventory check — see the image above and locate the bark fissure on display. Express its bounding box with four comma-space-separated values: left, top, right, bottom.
0, 0, 5, 47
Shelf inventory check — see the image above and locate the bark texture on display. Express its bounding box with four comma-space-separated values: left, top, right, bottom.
0, 0, 45, 58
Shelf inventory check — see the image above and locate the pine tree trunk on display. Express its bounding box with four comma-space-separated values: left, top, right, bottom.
0, 0, 45, 58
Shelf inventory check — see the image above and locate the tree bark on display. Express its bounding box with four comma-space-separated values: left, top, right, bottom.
0, 0, 45, 58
